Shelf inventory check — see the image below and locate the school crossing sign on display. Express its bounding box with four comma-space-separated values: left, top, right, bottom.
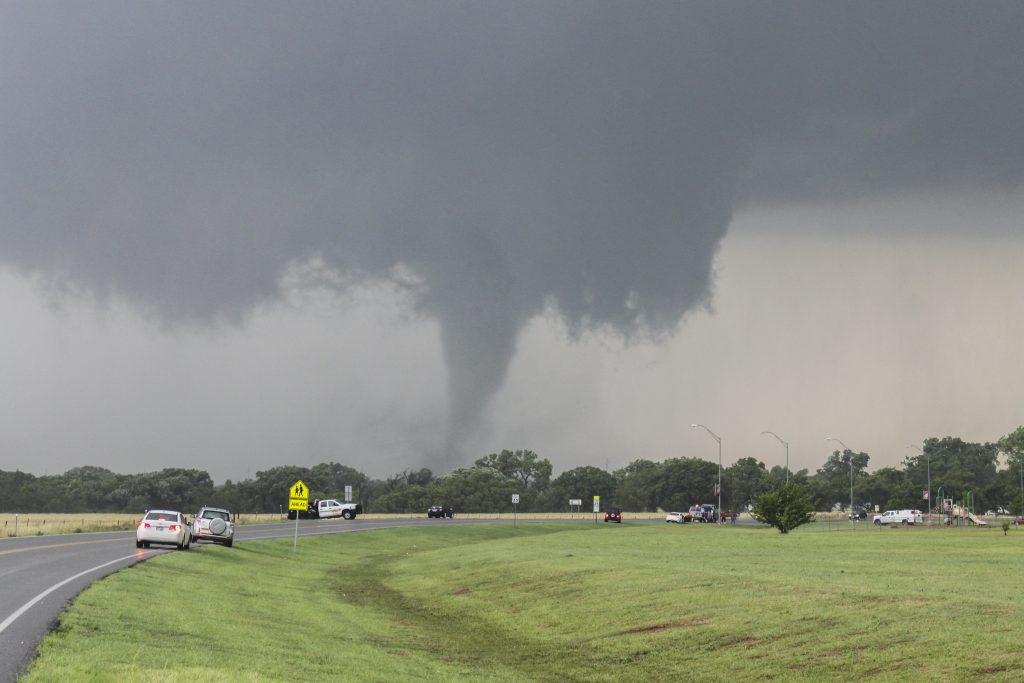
289, 480, 309, 511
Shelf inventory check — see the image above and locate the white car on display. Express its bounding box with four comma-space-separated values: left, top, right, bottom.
136, 509, 191, 550
191, 506, 234, 547
665, 511, 685, 523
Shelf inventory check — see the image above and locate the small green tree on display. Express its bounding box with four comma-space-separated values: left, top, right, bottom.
751, 483, 816, 534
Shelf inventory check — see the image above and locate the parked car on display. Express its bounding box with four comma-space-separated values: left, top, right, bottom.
848, 506, 868, 520
604, 508, 622, 523
873, 509, 923, 526
191, 506, 234, 547
427, 504, 454, 518
136, 510, 191, 550
665, 511, 685, 523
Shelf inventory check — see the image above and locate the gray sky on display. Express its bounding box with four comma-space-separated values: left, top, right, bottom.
2, 2, 1022, 481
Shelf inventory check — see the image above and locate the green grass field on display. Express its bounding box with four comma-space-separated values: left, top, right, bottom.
24, 522, 1024, 682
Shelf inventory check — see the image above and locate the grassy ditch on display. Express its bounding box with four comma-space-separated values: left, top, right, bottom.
24, 522, 1024, 682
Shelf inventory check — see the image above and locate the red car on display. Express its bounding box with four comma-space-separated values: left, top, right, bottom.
604, 508, 622, 523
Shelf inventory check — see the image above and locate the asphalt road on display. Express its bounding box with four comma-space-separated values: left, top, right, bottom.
0, 516, 490, 682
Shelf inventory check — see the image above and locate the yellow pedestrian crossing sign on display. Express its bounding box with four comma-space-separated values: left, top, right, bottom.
290, 480, 309, 502
289, 480, 309, 512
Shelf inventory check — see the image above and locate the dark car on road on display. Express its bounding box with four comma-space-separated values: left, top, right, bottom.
604, 508, 622, 523
428, 504, 454, 518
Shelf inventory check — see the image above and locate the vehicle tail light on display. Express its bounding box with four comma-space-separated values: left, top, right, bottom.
143, 522, 151, 529
169, 524, 179, 531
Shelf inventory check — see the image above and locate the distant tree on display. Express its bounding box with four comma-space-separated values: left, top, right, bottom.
246, 466, 312, 512
723, 457, 768, 512
0, 470, 39, 512
309, 462, 370, 503
403, 468, 435, 487
653, 457, 719, 512
998, 426, 1024, 515
761, 465, 809, 494
858, 467, 917, 511
373, 484, 437, 513
751, 483, 816, 533
543, 466, 616, 510
918, 437, 999, 510
60, 466, 121, 512
813, 450, 870, 510
435, 468, 517, 512
475, 449, 552, 488
474, 449, 552, 511
613, 460, 661, 512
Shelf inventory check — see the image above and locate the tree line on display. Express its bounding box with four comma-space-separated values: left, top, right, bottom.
3, 427, 1024, 515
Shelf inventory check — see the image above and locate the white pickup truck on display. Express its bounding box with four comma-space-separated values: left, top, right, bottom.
288, 498, 362, 520
315, 499, 361, 519
873, 509, 923, 526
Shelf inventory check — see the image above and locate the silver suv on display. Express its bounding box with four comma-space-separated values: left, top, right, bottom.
191, 506, 234, 547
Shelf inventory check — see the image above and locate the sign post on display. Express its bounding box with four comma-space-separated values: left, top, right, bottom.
593, 495, 600, 524
289, 480, 309, 552
512, 493, 520, 527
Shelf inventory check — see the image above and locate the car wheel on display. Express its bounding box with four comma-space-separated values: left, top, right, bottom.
874, 519, 881, 525
342, 510, 353, 520
136, 540, 143, 548
902, 520, 908, 526
224, 538, 233, 548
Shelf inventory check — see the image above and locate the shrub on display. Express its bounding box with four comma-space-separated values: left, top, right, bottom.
751, 483, 816, 533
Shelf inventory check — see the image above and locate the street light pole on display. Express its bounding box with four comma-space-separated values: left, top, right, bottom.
826, 437, 854, 528
762, 431, 789, 483
692, 424, 722, 523
907, 444, 929, 520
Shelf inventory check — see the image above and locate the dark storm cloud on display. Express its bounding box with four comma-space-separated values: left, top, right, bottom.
2, 2, 1022, 453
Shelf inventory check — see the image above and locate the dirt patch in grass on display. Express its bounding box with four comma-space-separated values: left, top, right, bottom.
976, 665, 1010, 675
714, 635, 759, 648
620, 618, 710, 635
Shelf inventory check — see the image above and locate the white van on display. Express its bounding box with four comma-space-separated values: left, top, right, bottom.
873, 509, 923, 526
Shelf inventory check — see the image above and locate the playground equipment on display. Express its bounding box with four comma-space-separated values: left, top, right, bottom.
935, 493, 988, 527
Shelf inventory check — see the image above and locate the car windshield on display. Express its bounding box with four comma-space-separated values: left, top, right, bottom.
202, 510, 229, 521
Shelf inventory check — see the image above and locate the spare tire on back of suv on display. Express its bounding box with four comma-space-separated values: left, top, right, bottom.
209, 518, 228, 535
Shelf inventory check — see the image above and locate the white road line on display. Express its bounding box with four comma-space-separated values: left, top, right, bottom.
0, 553, 142, 635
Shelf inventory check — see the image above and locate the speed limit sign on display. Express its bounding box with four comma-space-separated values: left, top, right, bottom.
512, 494, 520, 504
